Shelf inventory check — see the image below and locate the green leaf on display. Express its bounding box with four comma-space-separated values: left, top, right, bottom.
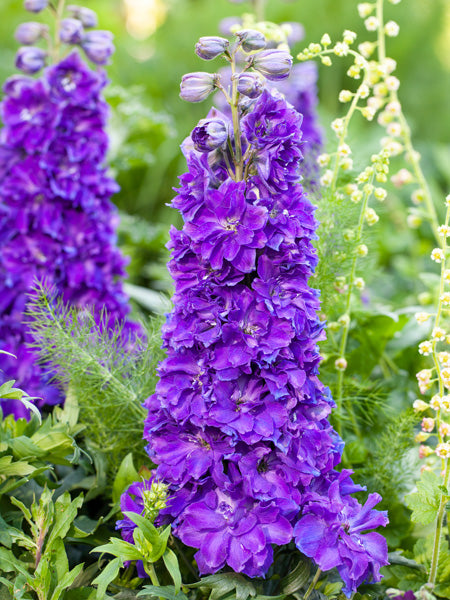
125, 513, 169, 561
163, 549, 182, 593
0, 547, 29, 577
137, 586, 188, 600
112, 453, 139, 505
91, 557, 123, 599
46, 492, 84, 549
94, 538, 144, 562
50, 564, 84, 600
405, 470, 442, 525
188, 573, 257, 600
0, 455, 36, 477
280, 556, 310, 594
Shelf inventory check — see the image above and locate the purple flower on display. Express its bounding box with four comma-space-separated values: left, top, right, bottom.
15, 46, 46, 74
294, 471, 389, 596
0, 50, 139, 414
176, 487, 292, 577
192, 118, 228, 153
81, 30, 115, 65
251, 49, 293, 81
59, 18, 84, 45
14, 22, 47, 45
180, 72, 217, 103
24, 0, 48, 12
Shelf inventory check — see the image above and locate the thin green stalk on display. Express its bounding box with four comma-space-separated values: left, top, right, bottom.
252, 0, 266, 22
428, 460, 450, 585
335, 177, 375, 437
230, 53, 244, 181
52, 0, 66, 63
303, 568, 321, 600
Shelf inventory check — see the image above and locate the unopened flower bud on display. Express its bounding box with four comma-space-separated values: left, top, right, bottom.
192, 118, 228, 152
24, 0, 48, 12
14, 22, 47, 45
421, 417, 435, 432
60, 18, 84, 44
418, 444, 433, 458
335, 357, 348, 371
236, 29, 266, 53
195, 36, 229, 60
413, 399, 429, 412
67, 5, 98, 28
251, 49, 292, 81
81, 30, 114, 65
415, 431, 430, 443
180, 72, 217, 103
237, 72, 264, 98
15, 46, 46, 74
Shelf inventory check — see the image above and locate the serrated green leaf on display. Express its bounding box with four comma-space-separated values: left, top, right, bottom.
137, 585, 188, 600
91, 557, 123, 600
112, 453, 139, 505
163, 549, 182, 594
405, 470, 442, 525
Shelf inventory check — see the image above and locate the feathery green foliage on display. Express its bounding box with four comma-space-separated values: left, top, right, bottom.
25, 283, 165, 478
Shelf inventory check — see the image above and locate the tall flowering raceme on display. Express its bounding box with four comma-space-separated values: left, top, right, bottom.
131, 31, 388, 595
0, 4, 136, 417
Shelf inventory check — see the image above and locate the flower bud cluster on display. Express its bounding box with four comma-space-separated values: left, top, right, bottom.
15, 2, 114, 75
0, 51, 139, 417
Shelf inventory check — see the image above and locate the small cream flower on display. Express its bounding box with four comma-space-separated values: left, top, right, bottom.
364, 16, 379, 31
413, 399, 429, 412
385, 21, 400, 37
356, 244, 368, 257
339, 89, 353, 103
436, 443, 450, 458
431, 248, 445, 263
335, 357, 348, 371
418, 340, 433, 356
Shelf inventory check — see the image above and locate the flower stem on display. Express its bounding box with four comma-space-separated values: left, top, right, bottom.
303, 567, 321, 600
252, 0, 266, 22
52, 0, 66, 63
428, 460, 450, 585
230, 53, 244, 181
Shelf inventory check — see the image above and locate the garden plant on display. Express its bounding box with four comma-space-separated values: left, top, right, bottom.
0, 0, 449, 599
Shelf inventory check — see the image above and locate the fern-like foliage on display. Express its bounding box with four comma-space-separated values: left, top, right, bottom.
25, 282, 166, 477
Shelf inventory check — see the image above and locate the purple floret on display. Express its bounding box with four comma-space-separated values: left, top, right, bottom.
0, 50, 138, 417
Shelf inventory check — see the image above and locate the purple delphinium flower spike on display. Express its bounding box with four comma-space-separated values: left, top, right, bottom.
142, 82, 388, 590
0, 50, 139, 417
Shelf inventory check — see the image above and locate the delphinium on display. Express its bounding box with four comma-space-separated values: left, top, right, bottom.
0, 1, 137, 416
124, 28, 389, 596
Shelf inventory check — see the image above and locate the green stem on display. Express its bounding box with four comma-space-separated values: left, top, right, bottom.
376, 0, 386, 63
146, 563, 161, 587
52, 0, 66, 63
428, 460, 450, 585
253, 0, 266, 21
336, 178, 375, 438
303, 567, 321, 600
230, 53, 244, 181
